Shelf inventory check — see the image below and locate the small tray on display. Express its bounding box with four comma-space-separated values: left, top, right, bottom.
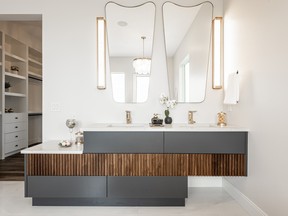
149, 123, 164, 127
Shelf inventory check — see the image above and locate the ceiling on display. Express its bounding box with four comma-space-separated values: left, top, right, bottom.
105, 2, 155, 57
105, 2, 203, 58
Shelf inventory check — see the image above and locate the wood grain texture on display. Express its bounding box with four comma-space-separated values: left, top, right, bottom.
26, 154, 246, 176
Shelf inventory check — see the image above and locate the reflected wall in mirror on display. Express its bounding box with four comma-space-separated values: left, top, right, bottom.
163, 1, 213, 103
105, 2, 156, 103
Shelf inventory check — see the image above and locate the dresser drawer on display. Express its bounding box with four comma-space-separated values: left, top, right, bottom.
5, 131, 27, 143
4, 122, 26, 133
5, 140, 26, 153
4, 113, 27, 123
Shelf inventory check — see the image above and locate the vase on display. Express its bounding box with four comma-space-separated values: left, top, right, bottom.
165, 116, 172, 124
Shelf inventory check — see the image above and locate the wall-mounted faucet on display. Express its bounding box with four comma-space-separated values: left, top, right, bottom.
126, 111, 132, 124
188, 111, 197, 124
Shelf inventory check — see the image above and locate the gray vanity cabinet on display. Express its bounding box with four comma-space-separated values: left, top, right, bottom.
84, 131, 163, 153
164, 132, 247, 154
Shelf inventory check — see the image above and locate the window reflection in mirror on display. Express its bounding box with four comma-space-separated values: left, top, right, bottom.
105, 2, 156, 103
163, 2, 213, 103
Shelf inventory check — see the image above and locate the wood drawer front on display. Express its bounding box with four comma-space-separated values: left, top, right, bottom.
4, 113, 27, 123
84, 132, 163, 153
108, 176, 187, 198
5, 130, 26, 143
5, 140, 26, 153
4, 122, 26, 133
27, 176, 107, 198
164, 132, 247, 154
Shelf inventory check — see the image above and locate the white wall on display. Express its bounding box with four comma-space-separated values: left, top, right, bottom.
223, 0, 288, 215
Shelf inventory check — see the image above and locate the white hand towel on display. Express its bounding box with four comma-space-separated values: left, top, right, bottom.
224, 72, 239, 104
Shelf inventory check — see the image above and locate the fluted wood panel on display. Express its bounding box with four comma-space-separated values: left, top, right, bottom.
26, 154, 246, 176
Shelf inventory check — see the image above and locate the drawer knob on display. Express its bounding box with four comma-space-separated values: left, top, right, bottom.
15, 117, 18, 119
15, 126, 18, 129
15, 136, 18, 138
15, 145, 18, 147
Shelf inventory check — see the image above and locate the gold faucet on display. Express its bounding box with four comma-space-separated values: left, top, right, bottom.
126, 111, 132, 124
188, 111, 197, 124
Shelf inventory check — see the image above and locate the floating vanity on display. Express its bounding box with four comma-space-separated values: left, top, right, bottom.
22, 124, 248, 206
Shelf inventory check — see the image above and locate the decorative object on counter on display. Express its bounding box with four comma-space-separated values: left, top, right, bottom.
66, 119, 76, 142
160, 93, 177, 124
5, 108, 14, 113
150, 113, 163, 127
188, 110, 197, 124
58, 140, 72, 147
75, 131, 84, 145
126, 110, 132, 124
217, 111, 227, 127
5, 82, 11, 92
10, 66, 19, 74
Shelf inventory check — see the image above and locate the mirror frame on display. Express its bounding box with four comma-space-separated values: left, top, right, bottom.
162, 1, 214, 103
105, 1, 156, 104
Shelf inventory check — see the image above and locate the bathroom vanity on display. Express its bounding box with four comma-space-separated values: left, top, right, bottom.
22, 124, 248, 206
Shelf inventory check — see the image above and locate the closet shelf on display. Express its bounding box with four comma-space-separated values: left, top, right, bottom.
5, 72, 26, 80
29, 58, 42, 68
5, 92, 26, 97
28, 72, 42, 80
5, 51, 26, 62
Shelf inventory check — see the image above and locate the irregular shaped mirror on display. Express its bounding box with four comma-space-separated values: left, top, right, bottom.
105, 2, 155, 103
163, 2, 213, 103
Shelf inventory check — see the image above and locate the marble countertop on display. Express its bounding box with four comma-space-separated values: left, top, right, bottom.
21, 140, 83, 154
82, 123, 249, 132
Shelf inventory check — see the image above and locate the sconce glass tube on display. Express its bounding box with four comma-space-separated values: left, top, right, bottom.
97, 17, 106, 89
212, 17, 223, 89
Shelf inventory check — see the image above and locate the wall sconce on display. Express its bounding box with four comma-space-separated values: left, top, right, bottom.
212, 17, 223, 89
96, 17, 106, 89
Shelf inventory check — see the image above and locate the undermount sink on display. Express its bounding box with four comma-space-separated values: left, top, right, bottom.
107, 123, 146, 128
177, 123, 213, 128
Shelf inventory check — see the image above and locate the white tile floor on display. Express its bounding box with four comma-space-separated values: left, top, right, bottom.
0, 182, 250, 216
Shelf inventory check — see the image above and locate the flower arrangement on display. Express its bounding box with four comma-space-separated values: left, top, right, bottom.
159, 93, 177, 120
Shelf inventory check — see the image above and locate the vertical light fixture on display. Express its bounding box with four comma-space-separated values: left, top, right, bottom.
97, 17, 106, 89
212, 17, 223, 89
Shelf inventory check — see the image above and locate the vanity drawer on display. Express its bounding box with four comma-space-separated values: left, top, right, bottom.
164, 132, 248, 154
27, 176, 107, 198
4, 122, 26, 133
84, 132, 163, 153
4, 113, 27, 123
108, 176, 187, 198
5, 130, 27, 143
5, 140, 26, 153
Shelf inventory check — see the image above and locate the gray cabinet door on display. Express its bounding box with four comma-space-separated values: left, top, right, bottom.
164, 132, 247, 154
27, 176, 106, 198
108, 176, 187, 198
84, 132, 163, 153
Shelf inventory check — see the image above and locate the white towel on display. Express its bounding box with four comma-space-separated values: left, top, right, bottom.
224, 72, 239, 104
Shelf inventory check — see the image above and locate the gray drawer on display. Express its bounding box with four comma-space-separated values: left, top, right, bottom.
108, 176, 187, 198
5, 130, 26, 143
4, 113, 27, 123
5, 140, 26, 154
164, 132, 247, 154
84, 132, 163, 153
27, 176, 106, 198
4, 122, 26, 133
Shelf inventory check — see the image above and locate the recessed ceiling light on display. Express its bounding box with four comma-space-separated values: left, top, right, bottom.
117, 21, 128, 27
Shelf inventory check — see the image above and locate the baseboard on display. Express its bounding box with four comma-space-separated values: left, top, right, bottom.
223, 179, 268, 216
188, 177, 222, 187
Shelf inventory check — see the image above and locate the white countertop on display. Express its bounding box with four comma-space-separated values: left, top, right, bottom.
21, 140, 83, 154
82, 123, 249, 132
